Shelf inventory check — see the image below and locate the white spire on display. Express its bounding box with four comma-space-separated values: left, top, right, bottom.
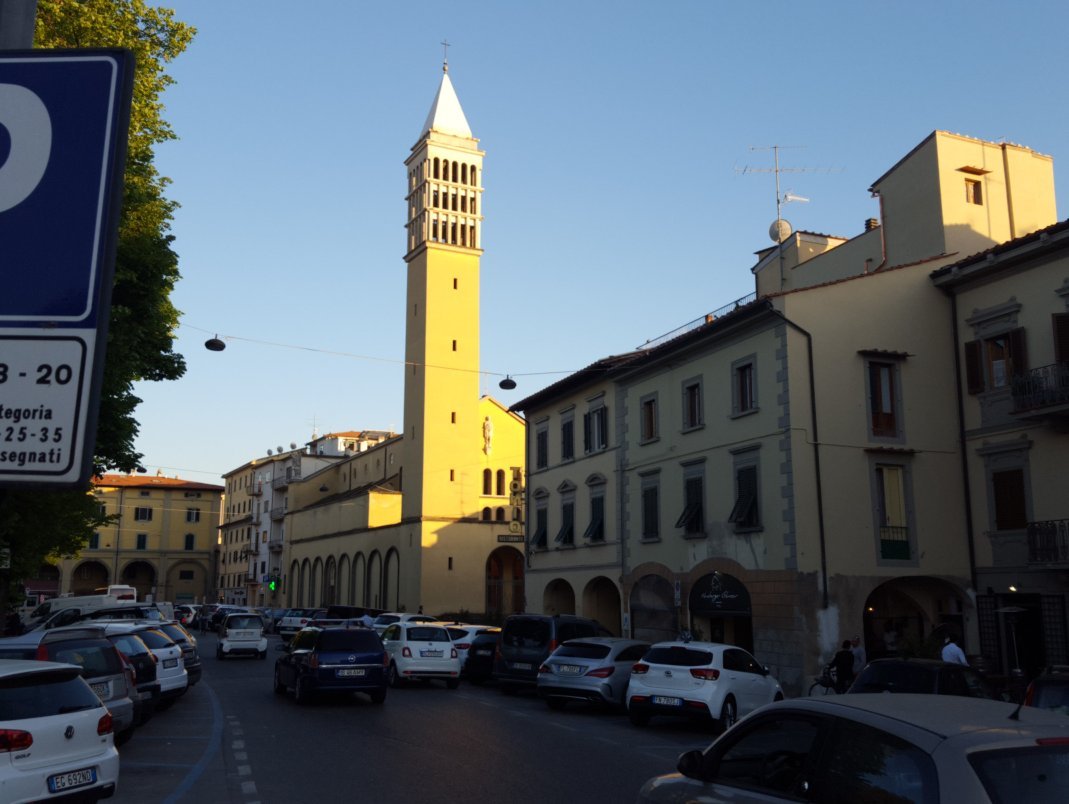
419, 70, 472, 140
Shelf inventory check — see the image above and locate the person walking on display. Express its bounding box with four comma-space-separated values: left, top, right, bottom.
850, 635, 866, 676
941, 635, 968, 665
833, 640, 855, 693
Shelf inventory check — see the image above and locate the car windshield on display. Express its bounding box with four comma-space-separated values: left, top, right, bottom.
503, 619, 550, 648
135, 629, 175, 650
318, 630, 381, 652
853, 663, 934, 693
554, 642, 611, 660
227, 616, 262, 630
969, 744, 1069, 804
644, 646, 714, 667
0, 670, 102, 719
407, 626, 449, 642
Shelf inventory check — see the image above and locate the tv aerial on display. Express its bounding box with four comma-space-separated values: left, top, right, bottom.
736, 145, 839, 242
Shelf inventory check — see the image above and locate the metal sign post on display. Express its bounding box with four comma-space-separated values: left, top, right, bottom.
0, 49, 133, 488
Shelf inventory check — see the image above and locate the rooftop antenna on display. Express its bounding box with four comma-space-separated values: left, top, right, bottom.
736, 145, 841, 284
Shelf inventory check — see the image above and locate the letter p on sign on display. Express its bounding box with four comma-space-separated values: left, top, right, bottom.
0, 83, 52, 213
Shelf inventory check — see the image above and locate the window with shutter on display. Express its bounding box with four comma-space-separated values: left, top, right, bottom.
1055, 313, 1069, 365
642, 484, 659, 539
728, 466, 760, 529
992, 469, 1027, 530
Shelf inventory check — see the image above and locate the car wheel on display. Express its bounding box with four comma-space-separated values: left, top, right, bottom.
369, 688, 387, 705
774, 692, 784, 702
273, 667, 286, 695
718, 696, 738, 732
295, 676, 311, 705
628, 709, 650, 727
446, 678, 459, 690
258, 650, 266, 660
388, 662, 402, 688
546, 696, 567, 711
114, 727, 134, 747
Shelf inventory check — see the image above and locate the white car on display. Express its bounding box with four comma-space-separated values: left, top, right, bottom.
440, 623, 499, 669
217, 613, 268, 659
381, 622, 461, 688
637, 694, 1069, 803
0, 659, 120, 803
100, 621, 188, 708
372, 612, 438, 637
626, 641, 782, 730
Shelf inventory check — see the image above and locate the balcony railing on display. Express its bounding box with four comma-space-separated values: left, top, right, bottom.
247, 482, 263, 497
268, 541, 284, 553
879, 525, 911, 560
1028, 519, 1069, 563
1012, 363, 1069, 413
269, 506, 285, 521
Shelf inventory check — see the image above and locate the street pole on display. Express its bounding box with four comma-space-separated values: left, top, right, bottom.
0, 0, 37, 50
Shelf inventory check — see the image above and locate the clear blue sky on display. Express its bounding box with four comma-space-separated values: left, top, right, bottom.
132, 0, 1069, 482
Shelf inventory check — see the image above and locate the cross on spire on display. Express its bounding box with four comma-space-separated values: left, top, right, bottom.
441, 39, 450, 72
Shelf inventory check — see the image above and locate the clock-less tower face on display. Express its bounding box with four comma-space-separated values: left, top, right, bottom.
402, 68, 485, 521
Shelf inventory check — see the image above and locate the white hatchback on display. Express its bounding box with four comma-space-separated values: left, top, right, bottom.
0, 659, 120, 803
100, 621, 188, 708
627, 641, 782, 730
372, 612, 438, 637
381, 622, 461, 688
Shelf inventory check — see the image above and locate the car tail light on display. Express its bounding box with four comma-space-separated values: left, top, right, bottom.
631, 663, 650, 675
630, 694, 649, 705
685, 700, 710, 711
538, 664, 551, 674
382, 653, 390, 669
586, 666, 615, 678
34, 645, 49, 661
450, 647, 458, 659
455, 642, 471, 650
1036, 737, 1069, 746
402, 647, 412, 658
1024, 683, 1035, 706
0, 729, 33, 752
690, 668, 720, 681
299, 619, 308, 626
97, 713, 113, 736
150, 652, 159, 664
494, 644, 502, 662
548, 639, 558, 653
309, 654, 319, 670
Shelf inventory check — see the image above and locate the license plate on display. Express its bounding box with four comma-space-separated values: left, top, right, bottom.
557, 664, 582, 675
337, 668, 366, 677
90, 682, 108, 698
420, 650, 443, 658
512, 662, 532, 670
48, 767, 97, 793
232, 630, 258, 639
475, 649, 491, 655
164, 658, 178, 668
652, 695, 683, 706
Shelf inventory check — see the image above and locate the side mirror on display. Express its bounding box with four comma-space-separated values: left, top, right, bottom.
676, 749, 705, 779
763, 665, 771, 676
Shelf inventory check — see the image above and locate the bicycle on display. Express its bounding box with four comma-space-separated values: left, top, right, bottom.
808, 663, 838, 695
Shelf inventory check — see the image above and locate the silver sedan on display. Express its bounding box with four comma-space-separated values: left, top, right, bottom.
536, 637, 650, 710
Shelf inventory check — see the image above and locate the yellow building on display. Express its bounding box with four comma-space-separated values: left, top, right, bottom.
49, 473, 223, 603
282, 63, 526, 619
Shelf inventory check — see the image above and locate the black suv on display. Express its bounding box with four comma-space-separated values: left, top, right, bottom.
493, 614, 612, 692
274, 626, 388, 704
847, 658, 998, 698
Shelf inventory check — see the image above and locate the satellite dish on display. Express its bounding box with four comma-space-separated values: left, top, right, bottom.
290, 442, 297, 450
276, 446, 284, 453
769, 218, 793, 243
266, 449, 273, 456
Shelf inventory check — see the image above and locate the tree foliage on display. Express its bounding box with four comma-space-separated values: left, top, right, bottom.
0, 2, 195, 590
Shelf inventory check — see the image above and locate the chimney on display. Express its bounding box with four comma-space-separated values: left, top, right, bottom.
864, 218, 880, 231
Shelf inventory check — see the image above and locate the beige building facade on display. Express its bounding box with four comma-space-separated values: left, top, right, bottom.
514, 131, 1064, 696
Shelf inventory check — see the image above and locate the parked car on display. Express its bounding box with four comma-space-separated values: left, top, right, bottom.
0, 625, 137, 745
441, 624, 498, 669
636, 694, 1069, 803
626, 641, 783, 730
381, 622, 461, 688
173, 604, 197, 627
99, 622, 188, 710
105, 630, 160, 725
0, 659, 120, 802
462, 629, 500, 684
156, 621, 202, 685
847, 658, 999, 699
1024, 665, 1069, 715
209, 605, 253, 633
277, 608, 325, 642
217, 613, 268, 660
371, 611, 437, 637
274, 626, 388, 704
537, 637, 650, 710
493, 613, 612, 692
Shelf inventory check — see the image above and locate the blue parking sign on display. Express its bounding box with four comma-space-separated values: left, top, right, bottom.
0, 50, 133, 486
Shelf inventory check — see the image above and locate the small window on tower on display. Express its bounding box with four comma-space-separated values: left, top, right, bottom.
453, 277, 458, 289
452, 339, 457, 352
965, 179, 983, 205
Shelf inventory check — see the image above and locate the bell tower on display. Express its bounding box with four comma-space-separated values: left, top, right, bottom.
402, 62, 485, 521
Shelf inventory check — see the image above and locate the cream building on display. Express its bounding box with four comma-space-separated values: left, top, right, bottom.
49, 473, 223, 603
513, 131, 1064, 695
280, 64, 526, 619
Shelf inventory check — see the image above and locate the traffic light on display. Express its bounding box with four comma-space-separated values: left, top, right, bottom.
267, 576, 278, 592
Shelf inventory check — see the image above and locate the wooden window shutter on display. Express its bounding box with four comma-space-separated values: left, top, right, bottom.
1008, 327, 1028, 376
582, 412, 591, 452
964, 340, 984, 394
1054, 313, 1069, 365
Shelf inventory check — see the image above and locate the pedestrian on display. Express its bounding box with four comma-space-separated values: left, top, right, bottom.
850, 635, 866, 676
941, 635, 968, 665
833, 640, 855, 693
